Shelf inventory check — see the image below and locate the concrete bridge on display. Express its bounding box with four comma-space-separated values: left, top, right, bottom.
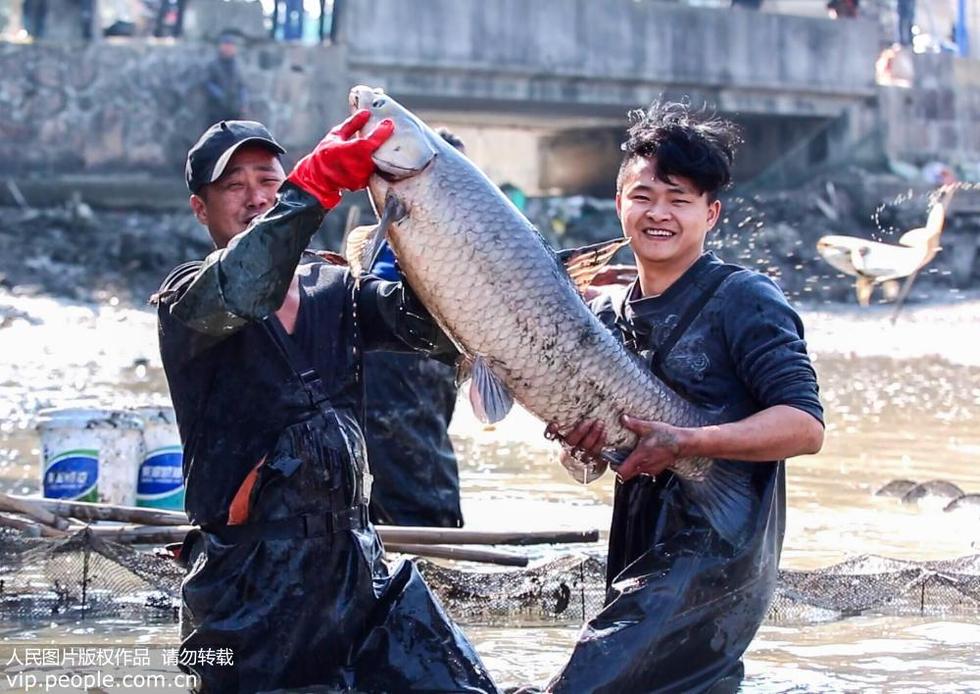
343, 0, 876, 120
340, 0, 879, 193
1, 0, 880, 202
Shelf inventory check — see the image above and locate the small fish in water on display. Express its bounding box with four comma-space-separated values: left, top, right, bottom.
944, 494, 980, 514
345, 86, 752, 544
901, 480, 965, 505
875, 479, 918, 498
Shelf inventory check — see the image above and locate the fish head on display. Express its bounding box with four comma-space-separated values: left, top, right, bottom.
349, 85, 438, 179
816, 235, 861, 276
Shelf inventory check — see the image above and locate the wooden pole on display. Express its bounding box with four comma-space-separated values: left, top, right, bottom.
5, 495, 188, 526
0, 498, 600, 546
376, 527, 600, 546
83, 526, 531, 566
0, 493, 71, 531
0, 512, 44, 537
384, 543, 529, 567
87, 524, 193, 544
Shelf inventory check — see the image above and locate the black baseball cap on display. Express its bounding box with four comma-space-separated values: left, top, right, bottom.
185, 120, 286, 194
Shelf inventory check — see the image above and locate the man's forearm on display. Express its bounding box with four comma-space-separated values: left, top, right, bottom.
170, 184, 324, 335
681, 405, 824, 462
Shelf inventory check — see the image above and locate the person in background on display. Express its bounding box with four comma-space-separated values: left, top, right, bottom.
152, 0, 186, 37
203, 32, 248, 127
21, 0, 46, 38
362, 127, 466, 528
827, 0, 859, 19
897, 0, 915, 46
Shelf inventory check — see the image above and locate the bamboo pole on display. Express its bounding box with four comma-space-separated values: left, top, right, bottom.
87, 524, 193, 544
376, 527, 600, 546
0, 492, 71, 531
0, 512, 44, 537
2, 497, 600, 546
5, 495, 188, 526
83, 526, 532, 567
384, 543, 529, 567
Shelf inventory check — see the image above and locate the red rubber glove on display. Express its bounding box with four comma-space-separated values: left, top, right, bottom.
286, 109, 394, 209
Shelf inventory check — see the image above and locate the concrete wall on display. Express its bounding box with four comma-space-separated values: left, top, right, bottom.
0, 41, 349, 177
879, 53, 980, 168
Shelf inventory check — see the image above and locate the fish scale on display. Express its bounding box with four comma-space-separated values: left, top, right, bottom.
351, 86, 716, 483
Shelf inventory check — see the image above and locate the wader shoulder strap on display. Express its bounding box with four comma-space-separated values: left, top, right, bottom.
648, 266, 742, 392
262, 316, 331, 410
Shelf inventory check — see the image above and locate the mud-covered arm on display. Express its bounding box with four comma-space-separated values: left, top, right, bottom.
167, 183, 325, 336
357, 274, 459, 363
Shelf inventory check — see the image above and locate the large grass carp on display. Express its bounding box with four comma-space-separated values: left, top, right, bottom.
346, 86, 751, 539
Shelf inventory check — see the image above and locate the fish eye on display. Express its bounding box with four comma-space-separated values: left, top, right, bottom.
372, 98, 387, 108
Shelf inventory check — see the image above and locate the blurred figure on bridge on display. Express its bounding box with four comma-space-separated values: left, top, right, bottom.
152, 0, 185, 36
827, 0, 859, 18
730, 0, 763, 9
203, 32, 249, 127
876, 42, 915, 87
22, 0, 46, 38
897, 0, 916, 45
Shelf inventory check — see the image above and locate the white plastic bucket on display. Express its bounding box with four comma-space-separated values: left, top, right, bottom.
130, 406, 185, 510
37, 408, 144, 506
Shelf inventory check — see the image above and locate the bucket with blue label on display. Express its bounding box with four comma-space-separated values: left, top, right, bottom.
130, 406, 184, 510
37, 408, 144, 506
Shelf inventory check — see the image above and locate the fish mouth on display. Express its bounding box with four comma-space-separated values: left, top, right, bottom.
374, 159, 432, 181
348, 85, 380, 113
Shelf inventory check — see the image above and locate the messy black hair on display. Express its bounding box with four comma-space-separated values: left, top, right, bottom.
616, 101, 742, 199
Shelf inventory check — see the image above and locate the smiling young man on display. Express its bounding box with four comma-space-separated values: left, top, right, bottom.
546, 103, 825, 693
155, 117, 497, 693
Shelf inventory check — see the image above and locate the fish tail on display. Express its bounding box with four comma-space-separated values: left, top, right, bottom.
678, 462, 755, 547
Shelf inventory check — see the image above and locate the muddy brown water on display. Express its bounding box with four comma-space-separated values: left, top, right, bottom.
1, 290, 979, 691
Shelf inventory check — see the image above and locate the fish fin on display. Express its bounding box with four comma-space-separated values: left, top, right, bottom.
678, 462, 755, 547
468, 356, 513, 424
557, 238, 632, 295
344, 192, 406, 276
854, 276, 874, 306
344, 224, 380, 277
455, 354, 474, 388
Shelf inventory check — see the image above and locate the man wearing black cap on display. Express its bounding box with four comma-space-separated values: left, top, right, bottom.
154, 114, 498, 693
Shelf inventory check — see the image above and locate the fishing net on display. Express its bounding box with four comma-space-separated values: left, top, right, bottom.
417, 552, 980, 626
2, 528, 979, 626
0, 528, 182, 622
